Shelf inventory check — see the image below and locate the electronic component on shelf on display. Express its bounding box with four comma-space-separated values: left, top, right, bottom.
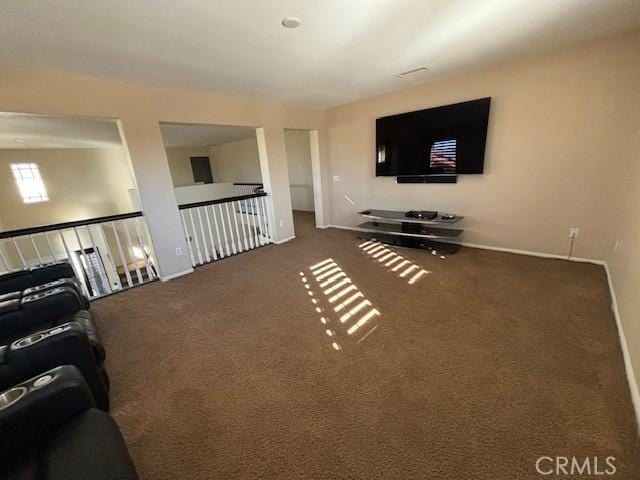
405, 210, 438, 220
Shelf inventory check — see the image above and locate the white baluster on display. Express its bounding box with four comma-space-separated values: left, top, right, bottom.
196, 207, 210, 262
122, 219, 143, 284
12, 238, 28, 268
188, 209, 203, 265
0, 242, 12, 271
29, 235, 43, 266
231, 201, 244, 252
247, 199, 256, 249
246, 199, 256, 249
250, 197, 261, 248
180, 210, 196, 267
203, 206, 218, 261
73, 227, 94, 297
216, 204, 230, 257
98, 224, 123, 290
229, 201, 244, 252
260, 196, 272, 243
238, 200, 250, 250
44, 233, 56, 261
224, 202, 237, 254
59, 230, 90, 296
58, 231, 72, 265
85, 225, 112, 295
111, 221, 133, 288
134, 218, 155, 279
255, 196, 266, 245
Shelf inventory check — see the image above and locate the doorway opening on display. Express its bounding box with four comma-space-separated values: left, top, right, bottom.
157, 122, 272, 267
284, 129, 324, 234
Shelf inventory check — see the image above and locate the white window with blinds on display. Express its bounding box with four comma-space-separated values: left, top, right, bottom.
10, 163, 49, 204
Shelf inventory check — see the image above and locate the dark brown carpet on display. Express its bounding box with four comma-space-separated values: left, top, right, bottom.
93, 211, 640, 479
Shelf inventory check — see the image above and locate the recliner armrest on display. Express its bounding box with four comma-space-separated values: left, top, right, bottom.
0, 365, 94, 462
66, 310, 105, 361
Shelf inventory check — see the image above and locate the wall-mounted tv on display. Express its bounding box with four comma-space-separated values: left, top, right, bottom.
375, 97, 491, 179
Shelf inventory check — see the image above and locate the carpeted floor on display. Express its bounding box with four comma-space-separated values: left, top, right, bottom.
93, 211, 640, 479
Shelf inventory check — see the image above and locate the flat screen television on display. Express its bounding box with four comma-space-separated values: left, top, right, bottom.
375, 97, 491, 179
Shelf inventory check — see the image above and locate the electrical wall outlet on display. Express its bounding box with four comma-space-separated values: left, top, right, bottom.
569, 227, 579, 238
279, 220, 284, 228
175, 247, 183, 256
333, 175, 340, 182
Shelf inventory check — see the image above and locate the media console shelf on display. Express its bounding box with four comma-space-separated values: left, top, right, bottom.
357, 209, 464, 254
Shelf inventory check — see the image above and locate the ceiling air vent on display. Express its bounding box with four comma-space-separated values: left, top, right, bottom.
395, 67, 429, 79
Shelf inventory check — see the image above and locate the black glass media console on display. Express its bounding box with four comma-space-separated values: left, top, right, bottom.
357, 209, 464, 254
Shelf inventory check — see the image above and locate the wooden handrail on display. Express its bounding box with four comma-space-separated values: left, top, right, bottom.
178, 192, 267, 210
1, 191, 269, 237
0, 211, 143, 239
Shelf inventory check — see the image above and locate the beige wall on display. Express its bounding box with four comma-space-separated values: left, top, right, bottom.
607, 127, 640, 414
285, 130, 314, 211
324, 31, 640, 261
165, 146, 210, 187
209, 137, 261, 183
0, 147, 135, 231
173, 183, 235, 205
0, 68, 325, 278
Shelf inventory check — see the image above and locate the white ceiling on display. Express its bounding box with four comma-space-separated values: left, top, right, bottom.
160, 123, 256, 148
1, 0, 639, 106
0, 113, 122, 149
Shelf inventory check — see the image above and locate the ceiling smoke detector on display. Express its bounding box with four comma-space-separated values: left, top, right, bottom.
395, 67, 429, 79
281, 17, 302, 29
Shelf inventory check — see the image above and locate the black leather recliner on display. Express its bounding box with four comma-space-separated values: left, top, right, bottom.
0, 322, 110, 410
0, 286, 104, 361
0, 366, 137, 480
0, 262, 83, 297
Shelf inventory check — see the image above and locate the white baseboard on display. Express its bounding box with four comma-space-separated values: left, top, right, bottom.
327, 224, 367, 232
326, 224, 604, 265
457, 241, 605, 266
604, 263, 640, 432
328, 224, 639, 427
160, 267, 194, 282
275, 235, 296, 245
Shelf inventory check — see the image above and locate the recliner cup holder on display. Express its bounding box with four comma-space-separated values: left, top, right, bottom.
24, 292, 47, 301
13, 333, 46, 349
11, 323, 73, 350
0, 386, 27, 411
25, 280, 63, 293
33, 374, 55, 389
23, 287, 66, 303
14, 333, 46, 348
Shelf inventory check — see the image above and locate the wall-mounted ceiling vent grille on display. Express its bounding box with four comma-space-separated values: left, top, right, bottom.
395, 67, 429, 79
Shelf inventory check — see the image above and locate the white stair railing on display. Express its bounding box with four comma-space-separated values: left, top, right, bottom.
0, 212, 157, 300
179, 192, 273, 267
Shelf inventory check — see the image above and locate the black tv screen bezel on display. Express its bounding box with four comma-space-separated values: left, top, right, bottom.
375, 97, 491, 178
